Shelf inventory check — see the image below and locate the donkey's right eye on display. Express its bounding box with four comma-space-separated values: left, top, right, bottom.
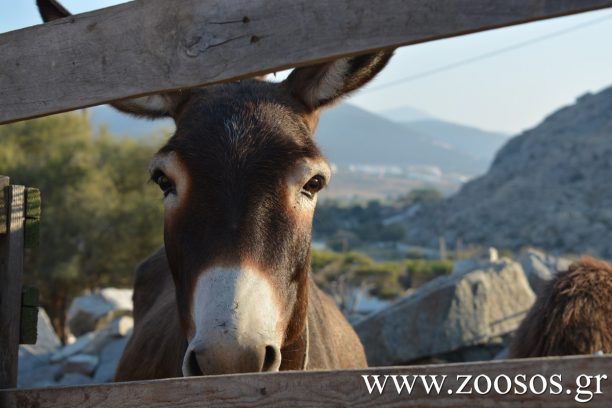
152, 171, 176, 197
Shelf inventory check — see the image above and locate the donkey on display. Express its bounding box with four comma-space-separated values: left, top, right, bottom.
509, 256, 612, 358
38, 0, 393, 378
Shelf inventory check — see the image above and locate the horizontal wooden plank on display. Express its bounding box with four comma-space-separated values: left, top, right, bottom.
2, 0, 612, 124
1, 356, 610, 407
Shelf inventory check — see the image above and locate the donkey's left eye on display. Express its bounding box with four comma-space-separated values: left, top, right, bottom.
301, 175, 325, 198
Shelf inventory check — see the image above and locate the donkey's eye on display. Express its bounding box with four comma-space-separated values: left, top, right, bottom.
152, 171, 176, 197
301, 175, 325, 198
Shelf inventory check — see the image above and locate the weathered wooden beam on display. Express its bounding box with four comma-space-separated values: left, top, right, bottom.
1, 356, 610, 407
2, 0, 612, 124
0, 185, 26, 389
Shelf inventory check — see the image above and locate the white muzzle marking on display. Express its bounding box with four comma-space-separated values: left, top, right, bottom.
182, 266, 281, 375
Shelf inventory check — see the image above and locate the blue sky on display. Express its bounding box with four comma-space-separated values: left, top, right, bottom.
2, 1, 612, 134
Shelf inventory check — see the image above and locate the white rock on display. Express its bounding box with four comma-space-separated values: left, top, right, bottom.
17, 363, 61, 389
93, 336, 130, 383
488, 247, 499, 262
107, 316, 134, 337
66, 288, 133, 336
57, 372, 94, 386
19, 308, 62, 374
50, 332, 96, 363
518, 248, 575, 294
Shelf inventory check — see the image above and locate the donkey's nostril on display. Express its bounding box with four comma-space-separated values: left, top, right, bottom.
262, 345, 280, 372
188, 350, 203, 376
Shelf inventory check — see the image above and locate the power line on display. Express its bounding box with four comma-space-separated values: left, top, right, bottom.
364, 12, 612, 94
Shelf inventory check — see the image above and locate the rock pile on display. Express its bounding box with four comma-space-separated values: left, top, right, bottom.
355, 252, 568, 366
18, 289, 133, 388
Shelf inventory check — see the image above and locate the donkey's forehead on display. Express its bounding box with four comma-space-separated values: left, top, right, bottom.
159, 81, 322, 165
177, 81, 312, 136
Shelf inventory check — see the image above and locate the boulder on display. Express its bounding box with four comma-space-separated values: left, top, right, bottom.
107, 316, 134, 337
62, 354, 99, 376
355, 258, 535, 366
50, 332, 96, 363
27, 308, 61, 354
17, 363, 61, 389
82, 316, 134, 356
57, 373, 94, 386
518, 248, 574, 294
451, 259, 480, 275
67, 288, 133, 336
93, 336, 130, 383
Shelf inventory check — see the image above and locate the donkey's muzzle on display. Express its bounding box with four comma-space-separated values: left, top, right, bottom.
181, 266, 282, 376
185, 342, 281, 375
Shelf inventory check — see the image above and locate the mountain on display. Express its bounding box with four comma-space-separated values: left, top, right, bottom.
315, 104, 487, 174
399, 86, 612, 258
400, 120, 509, 161
377, 106, 435, 122
89, 103, 494, 176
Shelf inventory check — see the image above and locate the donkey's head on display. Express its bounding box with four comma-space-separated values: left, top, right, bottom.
39, 0, 392, 376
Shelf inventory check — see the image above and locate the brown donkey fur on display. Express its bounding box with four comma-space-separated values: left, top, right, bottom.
509, 256, 612, 358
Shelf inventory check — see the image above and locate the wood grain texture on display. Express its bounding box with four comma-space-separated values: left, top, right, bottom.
1, 356, 610, 407
0, 186, 25, 389
2, 0, 612, 124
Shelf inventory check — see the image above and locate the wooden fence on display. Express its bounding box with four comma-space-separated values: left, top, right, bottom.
0, 355, 610, 407
1, 0, 611, 406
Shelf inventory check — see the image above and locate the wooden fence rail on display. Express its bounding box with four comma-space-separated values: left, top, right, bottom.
1, 355, 610, 407
2, 0, 612, 124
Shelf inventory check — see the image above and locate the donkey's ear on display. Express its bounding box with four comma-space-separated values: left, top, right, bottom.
37, 0, 184, 120
37, 0, 70, 20
283, 50, 393, 111
107, 93, 189, 120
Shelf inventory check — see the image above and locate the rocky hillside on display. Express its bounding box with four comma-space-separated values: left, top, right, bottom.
400, 86, 612, 258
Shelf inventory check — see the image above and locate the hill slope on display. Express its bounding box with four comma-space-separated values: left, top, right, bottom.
400, 86, 612, 258
316, 104, 487, 174
89, 104, 500, 176
401, 119, 509, 161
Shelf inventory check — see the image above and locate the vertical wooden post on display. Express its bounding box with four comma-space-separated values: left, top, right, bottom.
0, 177, 26, 389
